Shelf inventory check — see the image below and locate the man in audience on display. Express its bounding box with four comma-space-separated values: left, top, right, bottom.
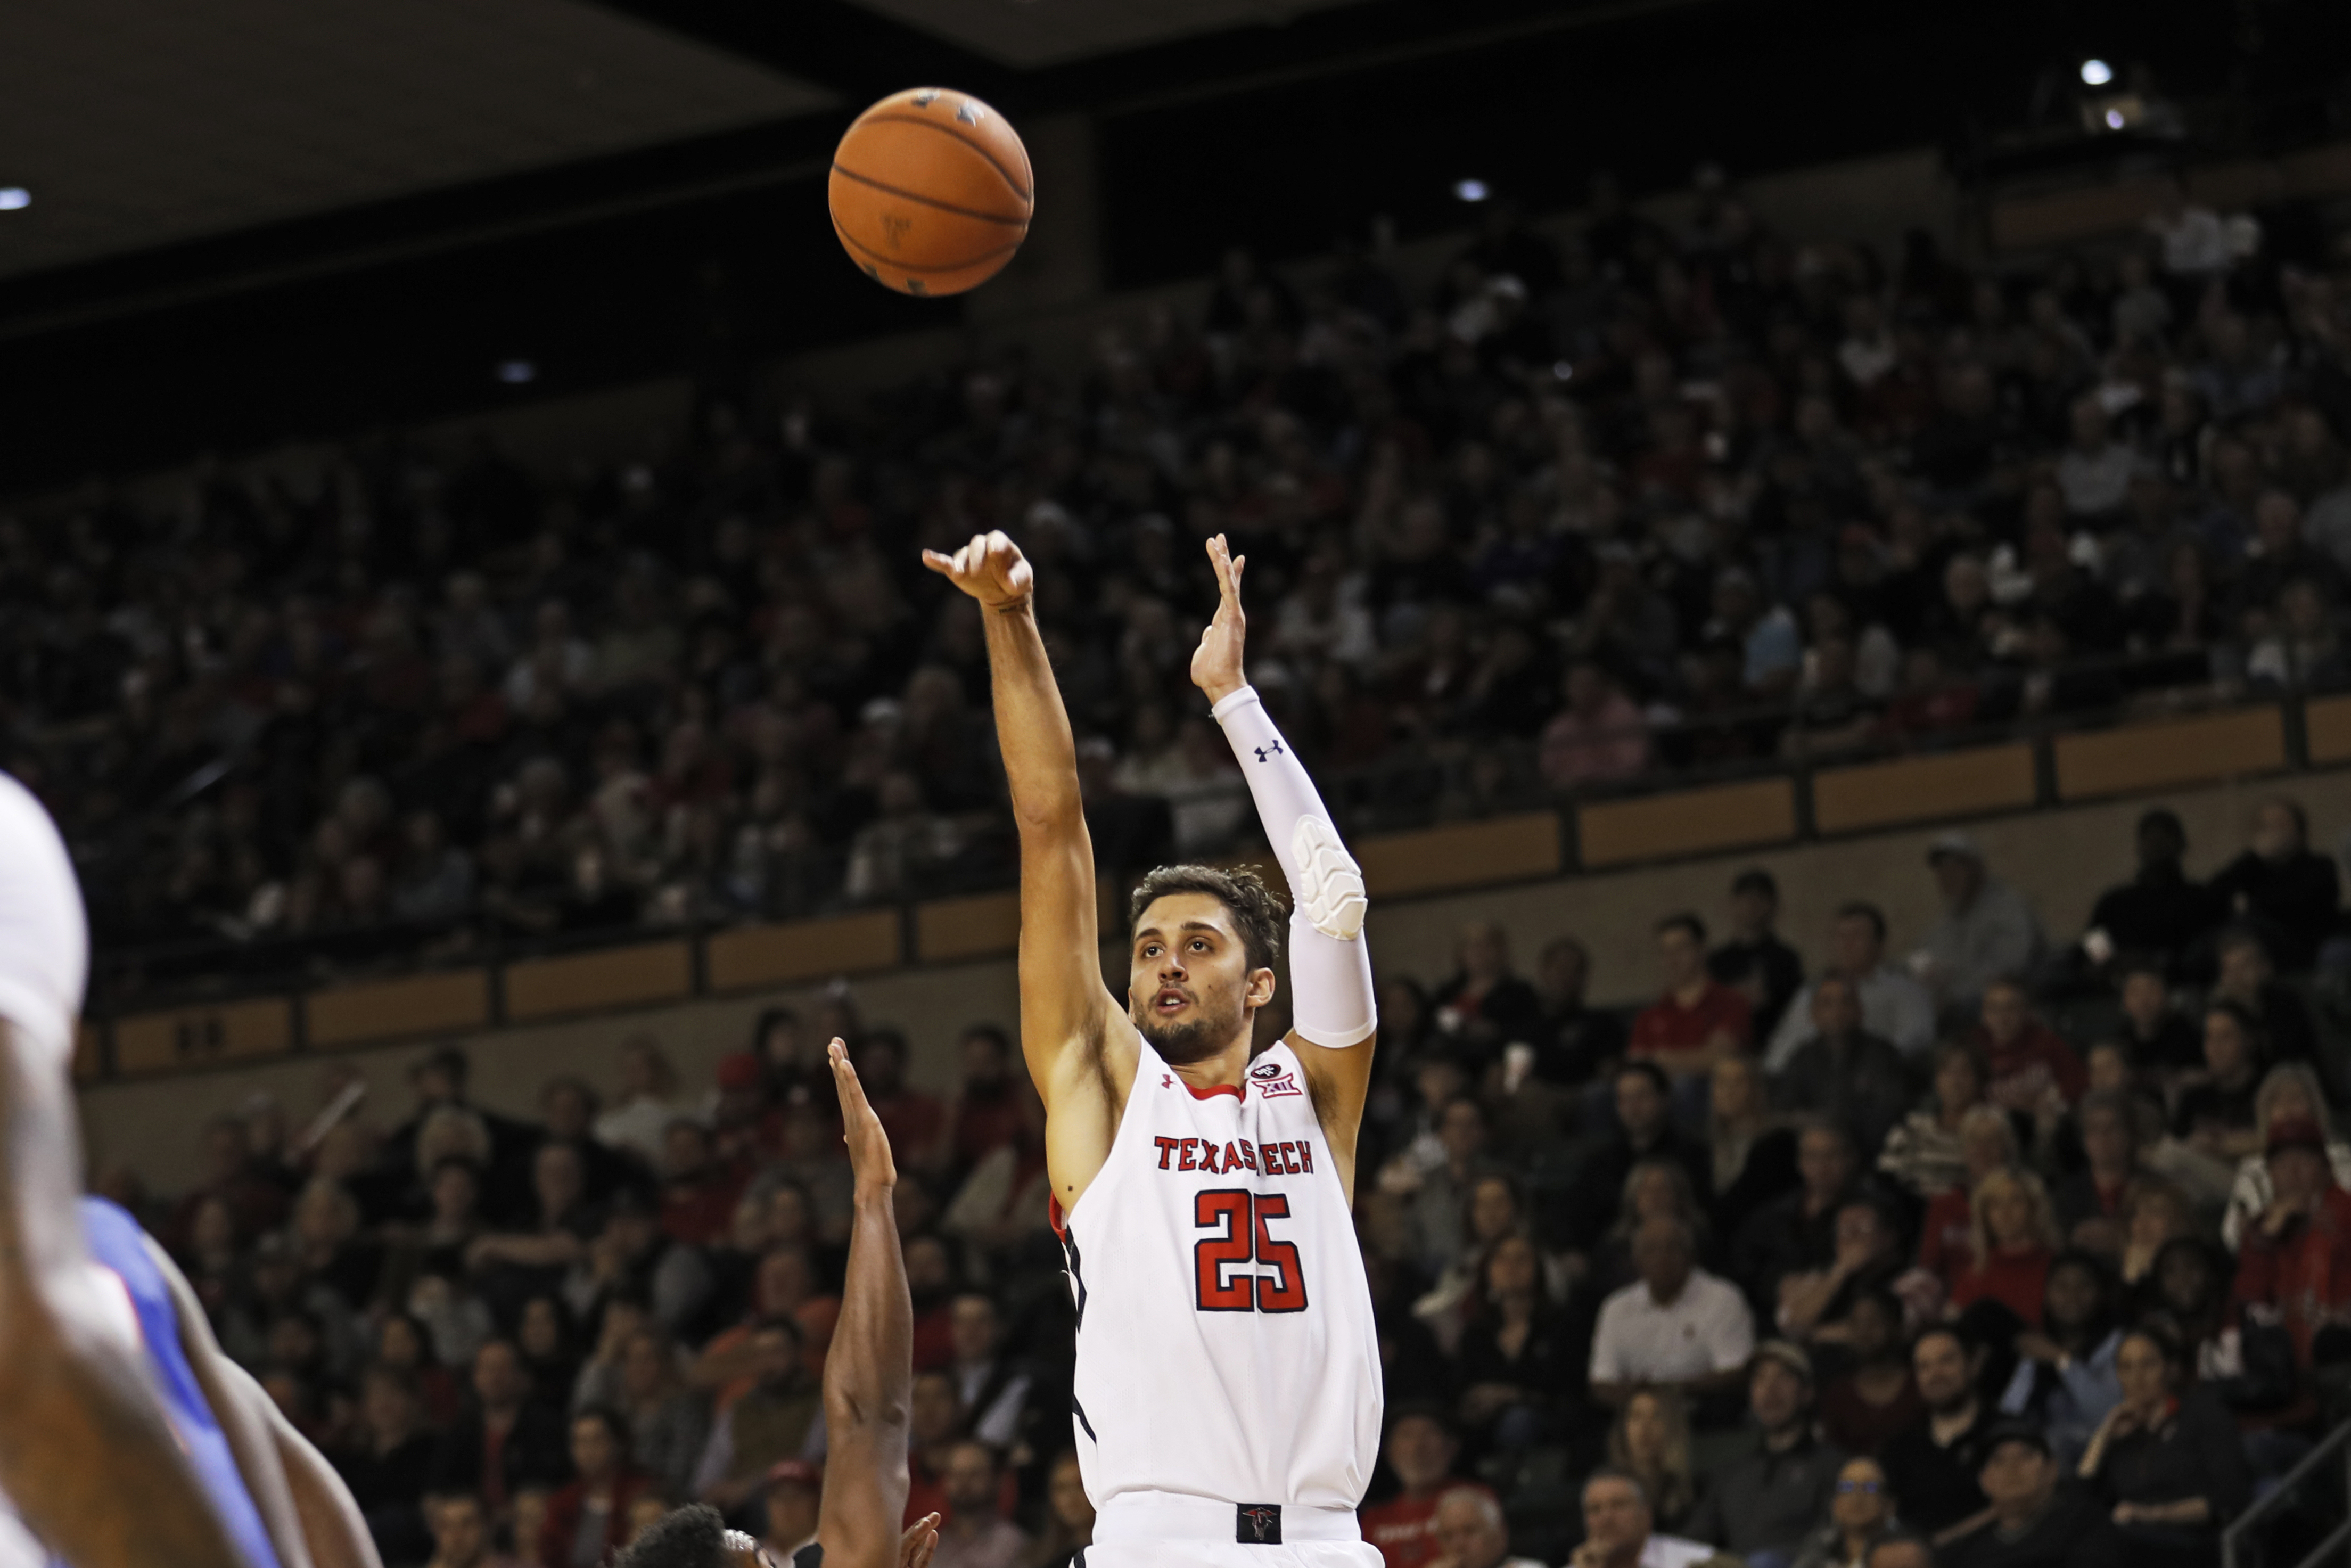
759, 1459, 823, 1562
690, 1318, 823, 1510
1431, 1486, 1544, 1568
945, 1292, 1032, 1451
424, 1492, 514, 1568
1708, 868, 1805, 1046
2081, 809, 2223, 971
1768, 903, 1936, 1068
1630, 915, 1752, 1079
1775, 976, 1912, 1157
2208, 798, 2340, 971
2233, 1112, 2351, 1368
1361, 1406, 1481, 1568
1917, 835, 2048, 1013
1733, 1121, 1861, 1317
1939, 1423, 2119, 1568
1686, 1343, 1846, 1563
1560, 1064, 1714, 1253
1569, 1471, 1719, 1568
1534, 935, 1626, 1087
1590, 1216, 1755, 1411
929, 1441, 1029, 1568
1879, 1327, 1992, 1537
429, 1338, 573, 1530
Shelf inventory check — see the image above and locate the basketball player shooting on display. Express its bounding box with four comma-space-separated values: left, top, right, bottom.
921, 531, 1383, 1568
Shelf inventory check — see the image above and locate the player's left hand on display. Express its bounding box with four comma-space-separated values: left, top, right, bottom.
1190, 533, 1249, 704
831, 1038, 898, 1194
899, 1514, 942, 1568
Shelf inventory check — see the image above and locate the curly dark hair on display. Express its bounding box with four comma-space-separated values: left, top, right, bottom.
1129, 863, 1288, 973
613, 1502, 726, 1568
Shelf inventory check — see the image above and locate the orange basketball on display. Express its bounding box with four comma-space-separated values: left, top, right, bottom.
828, 88, 1033, 297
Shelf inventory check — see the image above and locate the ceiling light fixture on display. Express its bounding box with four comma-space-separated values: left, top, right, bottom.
497, 359, 537, 384
2079, 58, 2113, 86
0, 188, 30, 211
1453, 178, 1490, 203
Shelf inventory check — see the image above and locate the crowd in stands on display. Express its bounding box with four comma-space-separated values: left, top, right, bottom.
7, 165, 2351, 1002
87, 776, 2351, 1568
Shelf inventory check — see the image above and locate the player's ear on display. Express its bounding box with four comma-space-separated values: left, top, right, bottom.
1245, 966, 1277, 1009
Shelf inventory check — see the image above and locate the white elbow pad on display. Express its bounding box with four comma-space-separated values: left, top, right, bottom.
1291, 815, 1368, 940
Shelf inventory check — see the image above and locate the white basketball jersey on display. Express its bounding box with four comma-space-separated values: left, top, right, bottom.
1058, 1038, 1383, 1512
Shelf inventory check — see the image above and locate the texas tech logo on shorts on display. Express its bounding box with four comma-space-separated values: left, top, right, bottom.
1236, 1505, 1283, 1544
1248, 1060, 1301, 1097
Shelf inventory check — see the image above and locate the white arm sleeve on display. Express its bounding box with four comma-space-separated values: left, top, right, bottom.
1211, 685, 1376, 1048
0, 773, 88, 1073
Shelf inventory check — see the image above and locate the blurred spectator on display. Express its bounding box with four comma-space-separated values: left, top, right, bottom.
1588, 1216, 1754, 1409
595, 1037, 691, 1166
854, 1030, 946, 1172
942, 1024, 1024, 1181
429, 1339, 573, 1528
1881, 1325, 1995, 1536
2220, 1064, 2351, 1248
1431, 923, 1544, 1066
931, 1441, 1030, 1568
1429, 1487, 1543, 1568
1733, 1122, 1862, 1318
1950, 1168, 2061, 1324
2050, 1091, 2143, 1245
2231, 1113, 2351, 1369
1603, 1390, 1697, 1537
759, 1460, 823, 1561
1568, 1470, 1715, 1568
2171, 1004, 2265, 1163
1777, 978, 1912, 1158
334, 1365, 438, 1565
539, 1408, 650, 1568
1361, 1407, 1476, 1568
1939, 1423, 2121, 1568
2206, 927, 2318, 1067
946, 1293, 1032, 1452
1021, 1450, 1094, 1568
1997, 1252, 2123, 1464
1707, 868, 1805, 1045
1916, 835, 2048, 1013
659, 1121, 747, 1249
1787, 1456, 1901, 1568
1629, 914, 1752, 1079
1768, 905, 1936, 1068
690, 1318, 821, 1510
1686, 1342, 1845, 1564
1816, 1290, 1922, 1456
2075, 1327, 2250, 1568
1970, 981, 2086, 1115
1452, 1234, 1577, 1455
1531, 935, 1625, 1087
1704, 1054, 1798, 1245
2081, 811, 2222, 972
1538, 662, 1650, 789
424, 1494, 514, 1568
2206, 799, 2339, 971
1561, 1064, 1714, 1254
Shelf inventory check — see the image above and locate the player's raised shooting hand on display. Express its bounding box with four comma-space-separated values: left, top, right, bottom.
920, 530, 1033, 611
831, 1037, 898, 1196
899, 1515, 942, 1568
1190, 532, 1249, 704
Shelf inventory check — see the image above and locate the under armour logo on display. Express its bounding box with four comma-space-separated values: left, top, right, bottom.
1253, 741, 1284, 762
1161, 1074, 1173, 1088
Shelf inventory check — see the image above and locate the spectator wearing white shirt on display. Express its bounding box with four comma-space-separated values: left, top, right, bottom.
593, 1035, 694, 1165
1569, 1471, 1723, 1568
1767, 903, 1936, 1069
1916, 833, 2048, 1013
1589, 1216, 1754, 1410
1430, 1486, 1544, 1568
2055, 397, 2140, 521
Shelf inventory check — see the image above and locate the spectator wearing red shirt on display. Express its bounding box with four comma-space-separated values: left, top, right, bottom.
1970, 980, 2087, 1114
1360, 1407, 1487, 1568
657, 1120, 748, 1248
2233, 1114, 2351, 1367
1629, 913, 1752, 1079
538, 1408, 650, 1568
1916, 1107, 2019, 1294
1950, 1167, 2060, 1325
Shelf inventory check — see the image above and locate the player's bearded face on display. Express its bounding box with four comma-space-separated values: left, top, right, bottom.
1130, 898, 1256, 1064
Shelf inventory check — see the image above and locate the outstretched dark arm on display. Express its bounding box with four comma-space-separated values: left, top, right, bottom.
816, 1039, 938, 1568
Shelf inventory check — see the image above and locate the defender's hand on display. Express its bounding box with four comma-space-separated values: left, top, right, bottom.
1190, 533, 1249, 703
921, 530, 1033, 611
900, 1515, 941, 1568
831, 1038, 898, 1193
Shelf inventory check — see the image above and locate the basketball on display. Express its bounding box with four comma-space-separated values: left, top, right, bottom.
828, 88, 1033, 297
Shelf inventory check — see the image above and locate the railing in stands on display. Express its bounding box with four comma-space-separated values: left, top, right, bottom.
2222, 1411, 2351, 1568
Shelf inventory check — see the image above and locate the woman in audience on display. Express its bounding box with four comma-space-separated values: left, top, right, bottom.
1879, 1041, 1988, 1200
1999, 1250, 2123, 1463
519, 1292, 583, 1402
1950, 1165, 2060, 1323
1789, 1456, 1902, 1568
1604, 1388, 1697, 1536
2142, 1235, 2300, 1423
2078, 1325, 2253, 1568
332, 1365, 438, 1567
1451, 1233, 1578, 1458
1707, 1052, 1798, 1242
1816, 1288, 1923, 1455
1916, 1105, 2021, 1297
2116, 1176, 2196, 1292
2220, 1063, 2351, 1247
1021, 1450, 1096, 1568
375, 1309, 463, 1427
2171, 1003, 2267, 1164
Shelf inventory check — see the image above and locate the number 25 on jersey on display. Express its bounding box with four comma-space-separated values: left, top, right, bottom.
1193, 1189, 1309, 1312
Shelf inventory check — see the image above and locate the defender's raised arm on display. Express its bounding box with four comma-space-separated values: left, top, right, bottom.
920, 532, 1131, 1208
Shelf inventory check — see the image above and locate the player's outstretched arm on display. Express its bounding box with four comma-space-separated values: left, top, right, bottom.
921, 533, 1131, 1186
0, 1024, 251, 1568
1191, 536, 1379, 1191
147, 1233, 381, 1568
816, 1040, 938, 1568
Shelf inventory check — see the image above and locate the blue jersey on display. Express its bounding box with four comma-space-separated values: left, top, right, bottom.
63, 1198, 283, 1568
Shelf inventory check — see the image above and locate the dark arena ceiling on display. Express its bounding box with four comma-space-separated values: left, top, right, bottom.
0, 0, 2336, 487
